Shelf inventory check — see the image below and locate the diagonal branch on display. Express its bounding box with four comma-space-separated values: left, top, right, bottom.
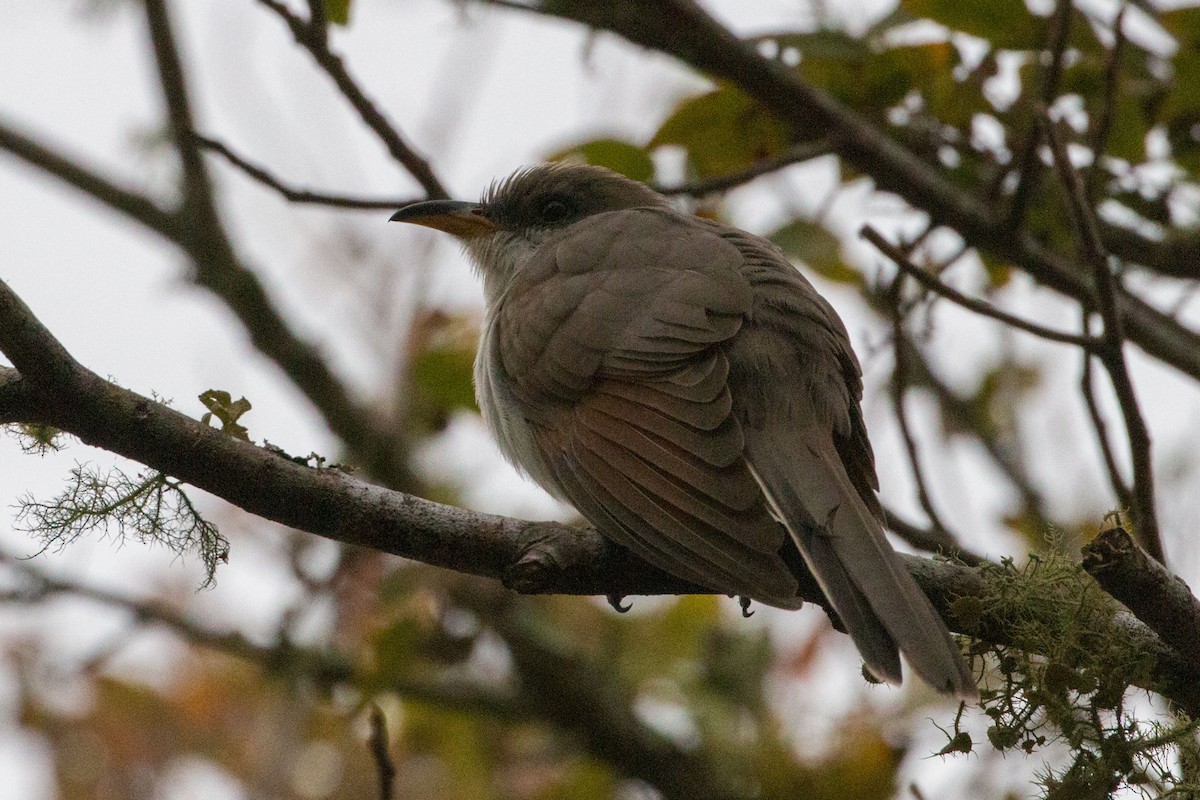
652, 138, 834, 196
253, 0, 447, 199
195, 133, 420, 209
2, 274, 1199, 714
862, 225, 1102, 350
0, 116, 177, 238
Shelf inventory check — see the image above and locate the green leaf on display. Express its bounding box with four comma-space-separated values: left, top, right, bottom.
1161, 7, 1200, 49
902, 0, 1036, 50
407, 312, 479, 433
548, 138, 654, 182
768, 218, 860, 285
324, 0, 351, 25
650, 83, 790, 177
198, 389, 252, 441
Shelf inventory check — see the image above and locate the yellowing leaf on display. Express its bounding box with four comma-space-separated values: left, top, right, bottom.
198, 389, 252, 441
902, 0, 1036, 50
548, 138, 654, 182
650, 84, 790, 177
324, 0, 351, 25
769, 218, 861, 285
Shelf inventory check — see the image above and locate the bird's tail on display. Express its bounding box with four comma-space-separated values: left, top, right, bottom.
745, 428, 976, 698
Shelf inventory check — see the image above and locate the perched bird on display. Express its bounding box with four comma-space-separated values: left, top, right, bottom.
391, 164, 974, 696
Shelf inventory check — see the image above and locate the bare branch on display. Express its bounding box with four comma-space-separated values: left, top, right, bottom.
884, 508, 986, 568
1080, 326, 1135, 514
652, 138, 834, 196
862, 225, 1101, 349
1086, 6, 1128, 200
0, 116, 177, 237
368, 706, 396, 800
888, 280, 959, 545
254, 0, 448, 199
1042, 117, 1161, 563
195, 133, 420, 210
1007, 0, 1074, 230
1082, 526, 1200, 665
499, 0, 1200, 380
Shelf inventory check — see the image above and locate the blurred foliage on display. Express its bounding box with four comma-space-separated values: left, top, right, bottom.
324, 0, 352, 26
548, 138, 655, 182
650, 82, 792, 177
406, 310, 480, 434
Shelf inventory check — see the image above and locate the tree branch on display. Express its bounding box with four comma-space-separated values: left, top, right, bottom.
1042, 117, 1162, 563
194, 133, 421, 210
1082, 526, 1200, 667
2, 274, 1199, 713
253, 0, 447, 199
862, 225, 1101, 350
0, 116, 177, 238
1006, 0, 1073, 230
652, 138, 833, 196
0, 2, 420, 490
497, 0, 1200, 382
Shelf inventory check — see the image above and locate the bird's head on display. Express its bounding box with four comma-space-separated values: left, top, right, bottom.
390, 164, 666, 300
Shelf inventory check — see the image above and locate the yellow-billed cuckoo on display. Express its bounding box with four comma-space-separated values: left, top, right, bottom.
391, 164, 974, 697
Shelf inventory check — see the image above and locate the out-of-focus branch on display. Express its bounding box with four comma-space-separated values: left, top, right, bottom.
652, 138, 833, 196
195, 134, 420, 210
253, 0, 447, 199
1082, 527, 1200, 665
460, 588, 744, 800
3, 275, 1200, 713
1007, 0, 1073, 230
367, 706, 396, 800
1080, 330, 1135, 514
0, 2, 418, 489
1042, 117, 1161, 563
887, 274, 959, 547
883, 508, 986, 568
0, 550, 531, 718
0, 117, 177, 237
1086, 7, 1127, 200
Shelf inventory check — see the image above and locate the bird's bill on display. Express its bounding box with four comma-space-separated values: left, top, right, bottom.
389, 199, 497, 238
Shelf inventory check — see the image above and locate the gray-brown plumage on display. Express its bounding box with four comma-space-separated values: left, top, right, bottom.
390, 164, 975, 697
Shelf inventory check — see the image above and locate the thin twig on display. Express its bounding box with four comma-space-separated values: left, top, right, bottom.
652, 138, 834, 196
1007, 0, 1074, 230
1042, 115, 1162, 563
142, 0, 420, 490
888, 278, 957, 542
368, 706, 396, 800
1085, 6, 1128, 200
1080, 309, 1134, 512
861, 226, 1101, 349
194, 134, 420, 210
884, 508, 986, 567
254, 0, 447, 198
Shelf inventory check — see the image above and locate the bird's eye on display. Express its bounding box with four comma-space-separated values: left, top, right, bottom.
540, 199, 571, 224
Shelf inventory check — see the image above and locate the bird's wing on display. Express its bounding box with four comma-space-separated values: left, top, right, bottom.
719, 229, 974, 695
496, 208, 802, 605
